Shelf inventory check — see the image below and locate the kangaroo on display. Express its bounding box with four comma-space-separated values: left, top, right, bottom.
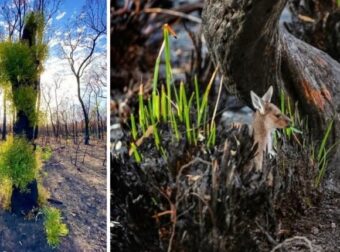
250, 86, 291, 171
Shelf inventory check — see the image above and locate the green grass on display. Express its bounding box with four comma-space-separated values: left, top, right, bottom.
315, 119, 338, 187
37, 146, 53, 162
130, 24, 218, 162
43, 207, 69, 247
279, 90, 303, 140
278, 90, 338, 186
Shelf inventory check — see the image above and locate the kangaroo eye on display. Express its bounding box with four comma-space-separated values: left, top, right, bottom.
275, 114, 281, 118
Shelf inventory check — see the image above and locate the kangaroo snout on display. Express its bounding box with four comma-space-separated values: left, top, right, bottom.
278, 115, 291, 128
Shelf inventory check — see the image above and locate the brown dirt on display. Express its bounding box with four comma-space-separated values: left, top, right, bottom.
0, 138, 107, 252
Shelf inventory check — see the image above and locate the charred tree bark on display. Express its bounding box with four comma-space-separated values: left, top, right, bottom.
202, 0, 340, 142
287, 0, 340, 62
11, 13, 42, 215
2, 94, 6, 140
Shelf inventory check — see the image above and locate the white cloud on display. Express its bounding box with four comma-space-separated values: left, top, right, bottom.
56, 11, 66, 20
48, 37, 60, 48
40, 51, 106, 110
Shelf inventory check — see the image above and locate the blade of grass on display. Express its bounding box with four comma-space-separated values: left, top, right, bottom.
154, 93, 160, 121
194, 75, 200, 117
197, 66, 219, 128
131, 143, 142, 163
317, 119, 333, 161
130, 113, 138, 140
188, 93, 195, 144
152, 41, 165, 118
139, 85, 146, 133
161, 85, 167, 122
207, 121, 216, 148
164, 24, 173, 117
178, 82, 185, 122
171, 109, 180, 141
144, 105, 150, 127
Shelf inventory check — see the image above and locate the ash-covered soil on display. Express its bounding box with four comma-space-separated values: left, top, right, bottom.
0, 139, 107, 252
287, 157, 340, 252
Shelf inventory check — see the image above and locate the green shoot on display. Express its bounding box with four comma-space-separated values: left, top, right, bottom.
153, 124, 161, 149
317, 119, 333, 161
161, 85, 167, 122
152, 41, 165, 119
194, 75, 200, 120
129, 23, 218, 163
184, 100, 192, 144
207, 121, 216, 148
178, 82, 186, 122
170, 109, 180, 140
279, 89, 303, 140
154, 93, 160, 121
197, 67, 218, 128
130, 113, 138, 141
315, 119, 336, 187
139, 85, 146, 133
188, 93, 196, 144
164, 25, 173, 117
131, 143, 142, 163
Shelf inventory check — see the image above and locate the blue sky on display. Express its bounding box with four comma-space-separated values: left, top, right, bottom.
46, 1, 107, 113
0, 0, 107, 118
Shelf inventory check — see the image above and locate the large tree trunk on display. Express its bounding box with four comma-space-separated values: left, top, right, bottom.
11, 13, 42, 215
202, 0, 340, 142
2, 94, 6, 140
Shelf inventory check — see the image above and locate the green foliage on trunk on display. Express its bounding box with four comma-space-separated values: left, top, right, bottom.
0, 136, 39, 191
0, 12, 48, 126
0, 42, 37, 85
13, 86, 38, 125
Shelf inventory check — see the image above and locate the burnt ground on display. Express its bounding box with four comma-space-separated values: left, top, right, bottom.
0, 138, 107, 252
287, 157, 340, 252
111, 114, 340, 251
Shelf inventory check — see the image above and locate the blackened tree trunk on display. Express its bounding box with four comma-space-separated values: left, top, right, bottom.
287, 0, 340, 62
202, 0, 340, 142
10, 13, 43, 214
2, 94, 6, 140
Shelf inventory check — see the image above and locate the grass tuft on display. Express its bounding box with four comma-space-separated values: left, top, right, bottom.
129, 24, 218, 162
43, 207, 69, 247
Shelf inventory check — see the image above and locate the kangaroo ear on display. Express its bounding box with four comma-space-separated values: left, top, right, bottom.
250, 90, 265, 114
262, 86, 273, 103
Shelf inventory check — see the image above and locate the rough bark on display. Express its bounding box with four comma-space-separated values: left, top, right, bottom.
202, 0, 340, 141
11, 13, 41, 214
287, 0, 340, 62
2, 94, 6, 140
